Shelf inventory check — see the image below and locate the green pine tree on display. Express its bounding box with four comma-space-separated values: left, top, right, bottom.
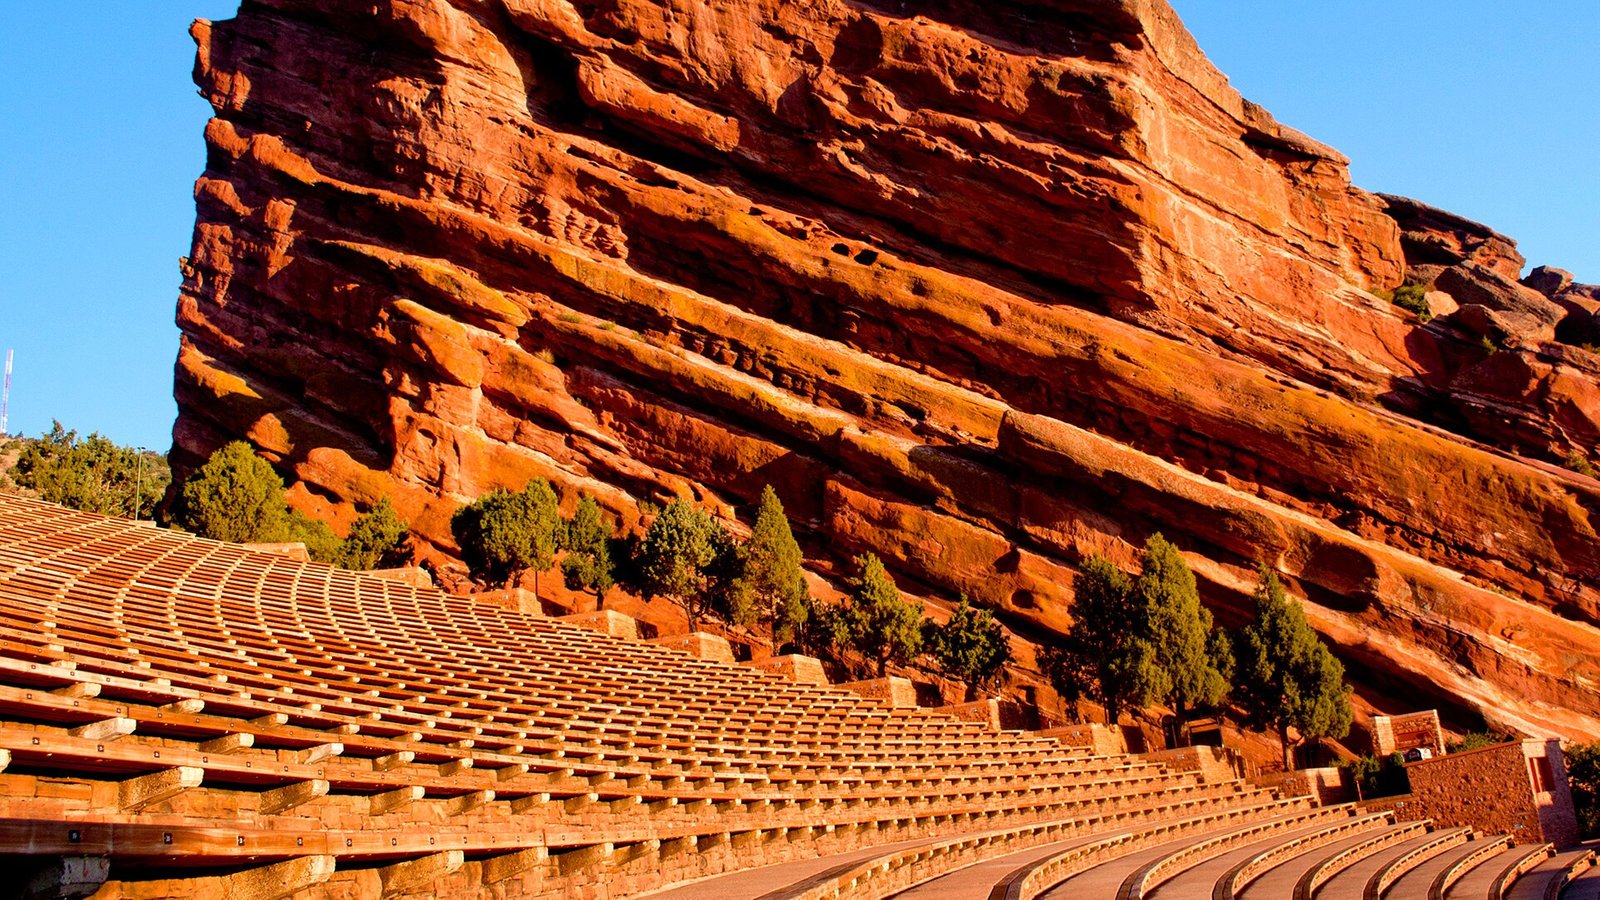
173, 442, 353, 564
450, 479, 562, 590
1139, 534, 1229, 745
1234, 567, 1353, 769
1208, 627, 1236, 696
636, 498, 727, 631
742, 485, 808, 644
283, 509, 340, 563
10, 422, 170, 519
178, 441, 289, 543
451, 489, 529, 587
842, 553, 924, 677
1040, 555, 1162, 726
705, 523, 756, 628
561, 494, 615, 606
1568, 741, 1600, 839
522, 479, 562, 598
929, 597, 1012, 701
787, 593, 846, 660
337, 498, 410, 570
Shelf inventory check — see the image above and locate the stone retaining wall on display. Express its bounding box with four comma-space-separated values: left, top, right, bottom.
1403, 739, 1579, 846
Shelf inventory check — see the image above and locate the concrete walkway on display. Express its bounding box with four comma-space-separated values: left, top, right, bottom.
1566, 852, 1600, 900
1032, 815, 1326, 900
1035, 837, 1194, 900
893, 808, 1314, 899
637, 837, 933, 900
891, 832, 1115, 899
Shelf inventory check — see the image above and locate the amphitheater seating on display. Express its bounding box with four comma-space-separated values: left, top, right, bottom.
1565, 859, 1600, 900
0, 494, 1580, 900
1445, 843, 1554, 898
1321, 826, 1471, 899
1505, 850, 1596, 900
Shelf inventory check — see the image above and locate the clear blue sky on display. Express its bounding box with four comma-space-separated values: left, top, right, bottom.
1174, 1, 1598, 279
0, 3, 1595, 450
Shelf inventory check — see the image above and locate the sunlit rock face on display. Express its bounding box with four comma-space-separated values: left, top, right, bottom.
174, 0, 1600, 739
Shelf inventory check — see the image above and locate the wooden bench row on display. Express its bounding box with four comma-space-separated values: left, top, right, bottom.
0, 496, 1359, 900
0, 692, 1242, 833
0, 586, 1057, 759
0, 647, 1149, 812
0, 616, 1073, 780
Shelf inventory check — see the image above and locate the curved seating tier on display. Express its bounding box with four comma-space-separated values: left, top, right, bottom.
1501, 849, 1595, 900
1349, 827, 1473, 900
1440, 842, 1550, 899
0, 496, 1570, 900
1563, 858, 1600, 900
1234, 819, 1428, 900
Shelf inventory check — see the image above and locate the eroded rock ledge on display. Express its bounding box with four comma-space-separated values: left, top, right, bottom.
174, 0, 1600, 739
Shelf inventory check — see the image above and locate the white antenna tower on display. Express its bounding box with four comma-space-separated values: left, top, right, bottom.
0, 349, 11, 436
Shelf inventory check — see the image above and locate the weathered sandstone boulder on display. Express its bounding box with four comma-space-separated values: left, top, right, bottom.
1380, 193, 1527, 279
1436, 264, 1565, 345
1524, 266, 1600, 346
1372, 197, 1600, 457
1525, 266, 1576, 297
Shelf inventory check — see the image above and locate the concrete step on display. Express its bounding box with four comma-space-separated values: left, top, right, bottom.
1298, 826, 1454, 900
1146, 820, 1358, 899
1029, 807, 1364, 900
1503, 848, 1595, 900
1563, 852, 1600, 900
1444, 843, 1553, 899
1383, 836, 1506, 899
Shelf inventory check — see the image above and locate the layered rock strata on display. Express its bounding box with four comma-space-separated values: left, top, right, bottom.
175, 0, 1600, 738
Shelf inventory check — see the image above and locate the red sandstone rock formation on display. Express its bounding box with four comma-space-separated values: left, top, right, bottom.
174, 0, 1600, 740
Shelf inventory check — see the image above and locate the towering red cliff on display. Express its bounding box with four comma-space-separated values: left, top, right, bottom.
175, 0, 1600, 739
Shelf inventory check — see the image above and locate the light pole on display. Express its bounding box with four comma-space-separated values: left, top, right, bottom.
133, 447, 144, 521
